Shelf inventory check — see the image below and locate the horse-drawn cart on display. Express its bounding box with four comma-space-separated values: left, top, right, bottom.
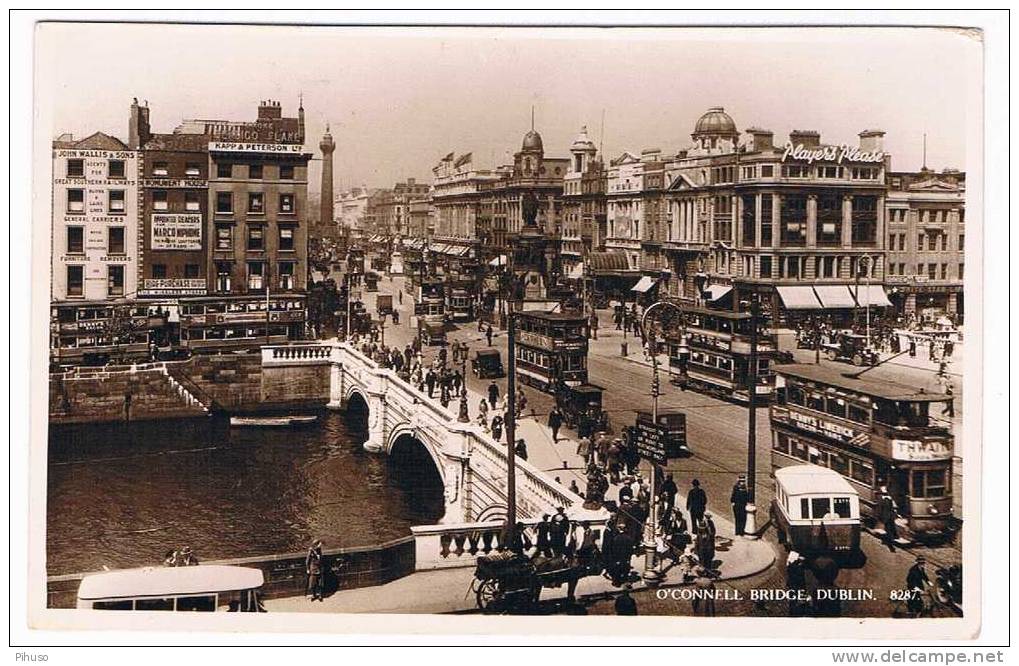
471, 552, 592, 613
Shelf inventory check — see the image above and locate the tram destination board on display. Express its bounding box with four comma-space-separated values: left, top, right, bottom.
635, 411, 688, 464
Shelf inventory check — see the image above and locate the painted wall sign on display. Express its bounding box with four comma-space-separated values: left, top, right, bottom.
151, 214, 203, 250
782, 142, 885, 165
209, 141, 305, 154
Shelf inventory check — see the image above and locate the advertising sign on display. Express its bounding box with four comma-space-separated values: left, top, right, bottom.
151, 214, 202, 250
141, 279, 206, 296
634, 411, 688, 464
781, 141, 885, 164
209, 141, 305, 154
890, 438, 952, 462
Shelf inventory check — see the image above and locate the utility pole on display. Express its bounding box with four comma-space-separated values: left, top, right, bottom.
744, 293, 760, 538
503, 252, 518, 538
642, 324, 662, 584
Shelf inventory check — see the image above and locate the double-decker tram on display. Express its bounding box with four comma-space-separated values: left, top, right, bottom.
446, 278, 474, 322
770, 363, 957, 542
179, 295, 306, 353
414, 277, 446, 324
513, 311, 589, 394
664, 306, 779, 402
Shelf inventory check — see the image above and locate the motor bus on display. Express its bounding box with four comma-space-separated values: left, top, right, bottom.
770, 464, 862, 556
513, 311, 589, 394
663, 305, 779, 402
77, 565, 265, 612
770, 363, 957, 542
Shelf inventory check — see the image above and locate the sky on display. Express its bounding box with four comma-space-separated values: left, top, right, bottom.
37, 23, 980, 195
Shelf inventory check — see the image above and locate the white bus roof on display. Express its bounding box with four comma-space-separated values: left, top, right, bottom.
77, 565, 264, 601
775, 465, 859, 497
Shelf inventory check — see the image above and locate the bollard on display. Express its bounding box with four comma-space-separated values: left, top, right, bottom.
620, 342, 628, 357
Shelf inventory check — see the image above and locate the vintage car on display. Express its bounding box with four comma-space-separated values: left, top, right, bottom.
418, 320, 447, 346
822, 333, 879, 366
555, 382, 604, 436
471, 349, 504, 379
770, 464, 862, 556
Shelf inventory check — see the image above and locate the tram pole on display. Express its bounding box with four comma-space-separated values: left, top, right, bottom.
503, 259, 518, 541
744, 293, 760, 539
642, 326, 662, 584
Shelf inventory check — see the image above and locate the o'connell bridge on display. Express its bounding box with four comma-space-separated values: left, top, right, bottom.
264, 342, 602, 569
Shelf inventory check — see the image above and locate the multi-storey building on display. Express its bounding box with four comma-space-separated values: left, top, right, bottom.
562, 126, 606, 276
334, 187, 372, 239
364, 178, 431, 240
432, 153, 501, 258
884, 168, 965, 322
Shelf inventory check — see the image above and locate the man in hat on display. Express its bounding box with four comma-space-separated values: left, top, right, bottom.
730, 474, 751, 536
614, 584, 638, 616
305, 539, 325, 601
549, 506, 570, 557
686, 479, 707, 526
785, 551, 809, 616
906, 555, 931, 616
660, 473, 679, 518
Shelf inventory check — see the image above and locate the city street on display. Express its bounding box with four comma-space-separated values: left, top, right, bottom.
359, 271, 964, 617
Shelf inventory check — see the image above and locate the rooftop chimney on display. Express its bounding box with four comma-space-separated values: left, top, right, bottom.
789, 130, 821, 148
641, 148, 662, 163
744, 127, 774, 152
858, 129, 886, 153
128, 97, 151, 149
258, 99, 282, 120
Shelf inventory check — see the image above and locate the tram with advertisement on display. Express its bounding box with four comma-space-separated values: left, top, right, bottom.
663, 306, 780, 403
49, 301, 170, 367
446, 278, 475, 322
770, 363, 957, 542
513, 310, 589, 394
179, 295, 306, 353
414, 277, 446, 324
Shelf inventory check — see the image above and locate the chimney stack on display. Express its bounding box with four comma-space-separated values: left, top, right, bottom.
789, 130, 821, 148
641, 148, 662, 163
128, 97, 151, 149
858, 129, 886, 153
744, 127, 774, 152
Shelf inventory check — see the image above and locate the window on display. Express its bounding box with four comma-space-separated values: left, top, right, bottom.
185, 191, 201, 211
780, 195, 807, 246
940, 263, 947, 280
817, 165, 843, 179
760, 165, 774, 177
800, 498, 810, 519
249, 164, 263, 179
247, 226, 264, 251
958, 263, 964, 279
927, 264, 937, 280
185, 162, 201, 177
93, 600, 133, 611
134, 598, 174, 611
153, 190, 168, 211
216, 262, 232, 292
279, 193, 295, 214
851, 167, 879, 180
215, 224, 233, 250
811, 497, 831, 519
248, 192, 265, 214
247, 262, 264, 290
833, 497, 852, 518
848, 403, 870, 424
184, 263, 200, 279
217, 162, 233, 179
108, 160, 125, 179
817, 193, 842, 245
153, 162, 169, 176
912, 468, 948, 498
279, 164, 294, 180
782, 164, 810, 178
108, 227, 125, 255
759, 255, 772, 278
278, 261, 295, 290
279, 226, 295, 251
108, 190, 126, 213
791, 438, 809, 461
782, 256, 801, 279
216, 191, 233, 214
958, 234, 964, 251
67, 159, 84, 178
66, 265, 84, 297
772, 432, 790, 454
830, 452, 850, 476
107, 265, 124, 296
151, 264, 167, 279
851, 196, 878, 244
66, 226, 84, 254
850, 460, 874, 486
67, 189, 85, 213
741, 166, 756, 179
175, 595, 216, 612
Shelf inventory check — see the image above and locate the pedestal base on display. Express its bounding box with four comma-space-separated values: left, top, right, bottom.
744, 503, 760, 540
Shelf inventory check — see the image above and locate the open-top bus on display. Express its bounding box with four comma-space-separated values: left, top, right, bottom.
770, 363, 957, 542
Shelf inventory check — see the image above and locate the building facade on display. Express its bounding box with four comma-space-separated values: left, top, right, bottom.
335, 187, 372, 238
884, 168, 965, 321
561, 126, 606, 275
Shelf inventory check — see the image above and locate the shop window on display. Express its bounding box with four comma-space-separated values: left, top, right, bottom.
279, 226, 295, 251
67, 159, 84, 178
108, 160, 125, 179
66, 265, 84, 297
247, 226, 264, 251
249, 164, 263, 180
217, 162, 233, 179
151, 264, 167, 279
153, 162, 169, 176
107, 265, 124, 297
248, 192, 265, 214
66, 226, 84, 254
109, 190, 126, 213
153, 190, 168, 211
247, 262, 264, 291
215, 224, 233, 250
108, 227, 125, 255
67, 189, 85, 213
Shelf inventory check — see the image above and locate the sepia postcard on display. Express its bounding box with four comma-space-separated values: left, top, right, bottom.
20, 15, 1000, 648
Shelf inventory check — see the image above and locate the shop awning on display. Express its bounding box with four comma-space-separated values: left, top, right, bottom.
451, 245, 471, 257
489, 255, 507, 267
853, 284, 893, 308
588, 251, 632, 274
430, 243, 450, 255
704, 284, 732, 302
566, 262, 585, 280
777, 286, 824, 310
813, 285, 858, 309
631, 276, 658, 293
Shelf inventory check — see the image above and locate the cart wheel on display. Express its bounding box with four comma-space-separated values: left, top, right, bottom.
825, 350, 837, 361
852, 353, 864, 366
475, 579, 499, 611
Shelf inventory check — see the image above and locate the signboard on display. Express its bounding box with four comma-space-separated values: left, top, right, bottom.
774, 407, 869, 448
782, 142, 885, 164
140, 178, 207, 189
209, 141, 306, 154
151, 214, 202, 250
634, 411, 688, 464
890, 439, 952, 462
141, 279, 206, 296
517, 331, 553, 351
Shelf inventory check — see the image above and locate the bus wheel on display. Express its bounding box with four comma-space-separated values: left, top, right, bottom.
852, 353, 864, 366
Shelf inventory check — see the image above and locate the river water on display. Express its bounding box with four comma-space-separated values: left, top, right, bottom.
46, 410, 445, 576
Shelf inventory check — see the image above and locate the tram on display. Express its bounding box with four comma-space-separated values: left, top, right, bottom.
414, 277, 446, 324
513, 311, 589, 394
770, 363, 957, 542
446, 278, 475, 322
179, 295, 306, 353
664, 306, 779, 402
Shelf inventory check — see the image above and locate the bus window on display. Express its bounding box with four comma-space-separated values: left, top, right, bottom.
850, 460, 874, 486
787, 386, 804, 406
809, 448, 827, 467
772, 432, 790, 454
912, 469, 948, 498
807, 393, 825, 412
176, 595, 216, 612
93, 600, 133, 610
833, 497, 852, 518
811, 497, 831, 519
800, 498, 809, 520
135, 598, 175, 611
897, 401, 931, 427
825, 397, 848, 419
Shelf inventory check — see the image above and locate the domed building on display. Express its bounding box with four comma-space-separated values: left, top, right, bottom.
688, 106, 739, 156
515, 127, 545, 177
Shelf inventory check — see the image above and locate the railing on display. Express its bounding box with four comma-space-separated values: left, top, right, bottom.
262, 343, 333, 365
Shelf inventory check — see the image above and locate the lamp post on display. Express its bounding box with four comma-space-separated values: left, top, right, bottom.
743, 293, 761, 539
457, 356, 470, 423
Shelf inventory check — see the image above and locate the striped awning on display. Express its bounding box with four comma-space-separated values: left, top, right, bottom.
631, 276, 658, 293
588, 251, 632, 274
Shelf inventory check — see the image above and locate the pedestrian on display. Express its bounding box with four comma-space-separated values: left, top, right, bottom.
877, 486, 899, 551
590, 312, 599, 340
703, 511, 717, 541
478, 317, 485, 333
614, 584, 638, 616
487, 381, 500, 410
398, 290, 402, 305
686, 479, 707, 526
661, 473, 678, 518
569, 479, 581, 496
491, 414, 503, 441
606, 522, 634, 586
478, 398, 489, 422
486, 324, 493, 347
452, 369, 463, 397
942, 384, 955, 417
516, 388, 529, 417
305, 539, 325, 601
507, 522, 532, 556
549, 506, 569, 556
535, 514, 554, 558
514, 438, 528, 461
730, 474, 750, 537
905, 555, 930, 618
691, 567, 717, 616
785, 551, 809, 616
425, 369, 436, 398
548, 406, 563, 443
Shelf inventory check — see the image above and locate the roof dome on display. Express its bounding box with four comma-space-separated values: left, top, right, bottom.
521, 129, 544, 152
571, 125, 596, 152
694, 107, 737, 135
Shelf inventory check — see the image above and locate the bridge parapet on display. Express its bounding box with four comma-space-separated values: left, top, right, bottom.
261, 343, 333, 366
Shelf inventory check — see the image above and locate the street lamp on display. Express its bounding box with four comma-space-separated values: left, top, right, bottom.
457, 356, 470, 423
741, 292, 762, 539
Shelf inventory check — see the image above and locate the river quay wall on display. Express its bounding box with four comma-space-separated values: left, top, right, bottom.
49, 353, 331, 424
46, 537, 416, 608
